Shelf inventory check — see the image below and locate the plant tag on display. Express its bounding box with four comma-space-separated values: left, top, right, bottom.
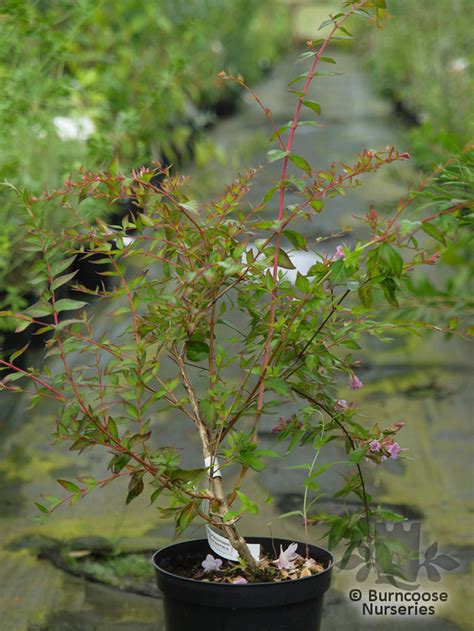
202, 456, 221, 515
206, 525, 260, 562
204, 455, 221, 478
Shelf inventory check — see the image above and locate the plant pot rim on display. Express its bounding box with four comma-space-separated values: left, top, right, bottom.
152, 536, 335, 587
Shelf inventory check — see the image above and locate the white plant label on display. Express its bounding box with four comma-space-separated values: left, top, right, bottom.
202, 456, 221, 515
203, 455, 260, 561
204, 455, 222, 478
206, 525, 260, 562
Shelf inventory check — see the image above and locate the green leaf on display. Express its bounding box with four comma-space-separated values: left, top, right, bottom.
54, 299, 88, 313
109, 454, 131, 474
277, 249, 295, 270
51, 255, 77, 277
319, 18, 335, 30
283, 229, 307, 251
256, 449, 280, 458
379, 243, 403, 276
267, 377, 291, 396
338, 26, 353, 38
236, 490, 259, 514
69, 438, 92, 452
25, 302, 52, 318
149, 487, 164, 505
126, 471, 145, 505
399, 219, 421, 237
43, 495, 62, 509
129, 431, 152, 447
309, 200, 324, 213
15, 318, 33, 333
330, 259, 350, 283
269, 123, 292, 141
297, 120, 323, 130
328, 518, 347, 549
279, 510, 305, 519
107, 417, 120, 438
180, 201, 200, 214
302, 100, 321, 115
308, 462, 339, 480
295, 272, 310, 293
3, 372, 26, 383
57, 479, 80, 493
177, 502, 199, 531
266, 247, 295, 270
139, 213, 155, 227
380, 278, 399, 307
267, 149, 290, 163
239, 453, 265, 471
358, 284, 373, 307
263, 186, 278, 204
288, 89, 305, 97
186, 339, 210, 362
341, 339, 361, 350
286, 464, 311, 471
289, 154, 311, 175
375, 542, 392, 573
375, 509, 405, 524
304, 479, 321, 491
124, 402, 139, 420
349, 447, 368, 464
339, 541, 360, 569
288, 73, 308, 86
10, 343, 30, 364
52, 270, 79, 291
69, 493, 82, 506
422, 222, 446, 245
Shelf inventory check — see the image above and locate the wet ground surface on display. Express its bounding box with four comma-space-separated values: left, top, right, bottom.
0, 44, 472, 631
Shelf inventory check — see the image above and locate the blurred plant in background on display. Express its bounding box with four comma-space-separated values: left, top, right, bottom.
399, 148, 473, 335
0, 0, 289, 331
365, 0, 473, 335
367, 0, 472, 165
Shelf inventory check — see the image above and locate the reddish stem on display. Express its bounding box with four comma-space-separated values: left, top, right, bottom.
0, 360, 66, 401
257, 2, 368, 412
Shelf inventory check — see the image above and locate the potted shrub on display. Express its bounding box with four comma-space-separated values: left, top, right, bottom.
0, 2, 468, 629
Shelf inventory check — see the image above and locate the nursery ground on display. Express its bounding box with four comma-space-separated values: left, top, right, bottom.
0, 48, 472, 631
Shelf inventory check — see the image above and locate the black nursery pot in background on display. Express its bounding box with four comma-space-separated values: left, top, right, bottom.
153, 538, 334, 631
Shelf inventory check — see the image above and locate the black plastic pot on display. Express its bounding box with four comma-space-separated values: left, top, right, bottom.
153, 537, 334, 631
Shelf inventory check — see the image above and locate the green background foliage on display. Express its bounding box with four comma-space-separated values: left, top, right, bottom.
0, 0, 288, 324
368, 0, 473, 164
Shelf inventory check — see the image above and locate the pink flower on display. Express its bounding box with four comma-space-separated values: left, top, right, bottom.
427, 253, 440, 265
394, 421, 405, 430
202, 554, 223, 573
272, 417, 303, 433
231, 577, 248, 585
369, 440, 381, 453
277, 542, 299, 570
334, 245, 346, 259
387, 442, 401, 460
380, 455, 387, 462
336, 399, 348, 409
271, 418, 287, 433
349, 373, 363, 390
